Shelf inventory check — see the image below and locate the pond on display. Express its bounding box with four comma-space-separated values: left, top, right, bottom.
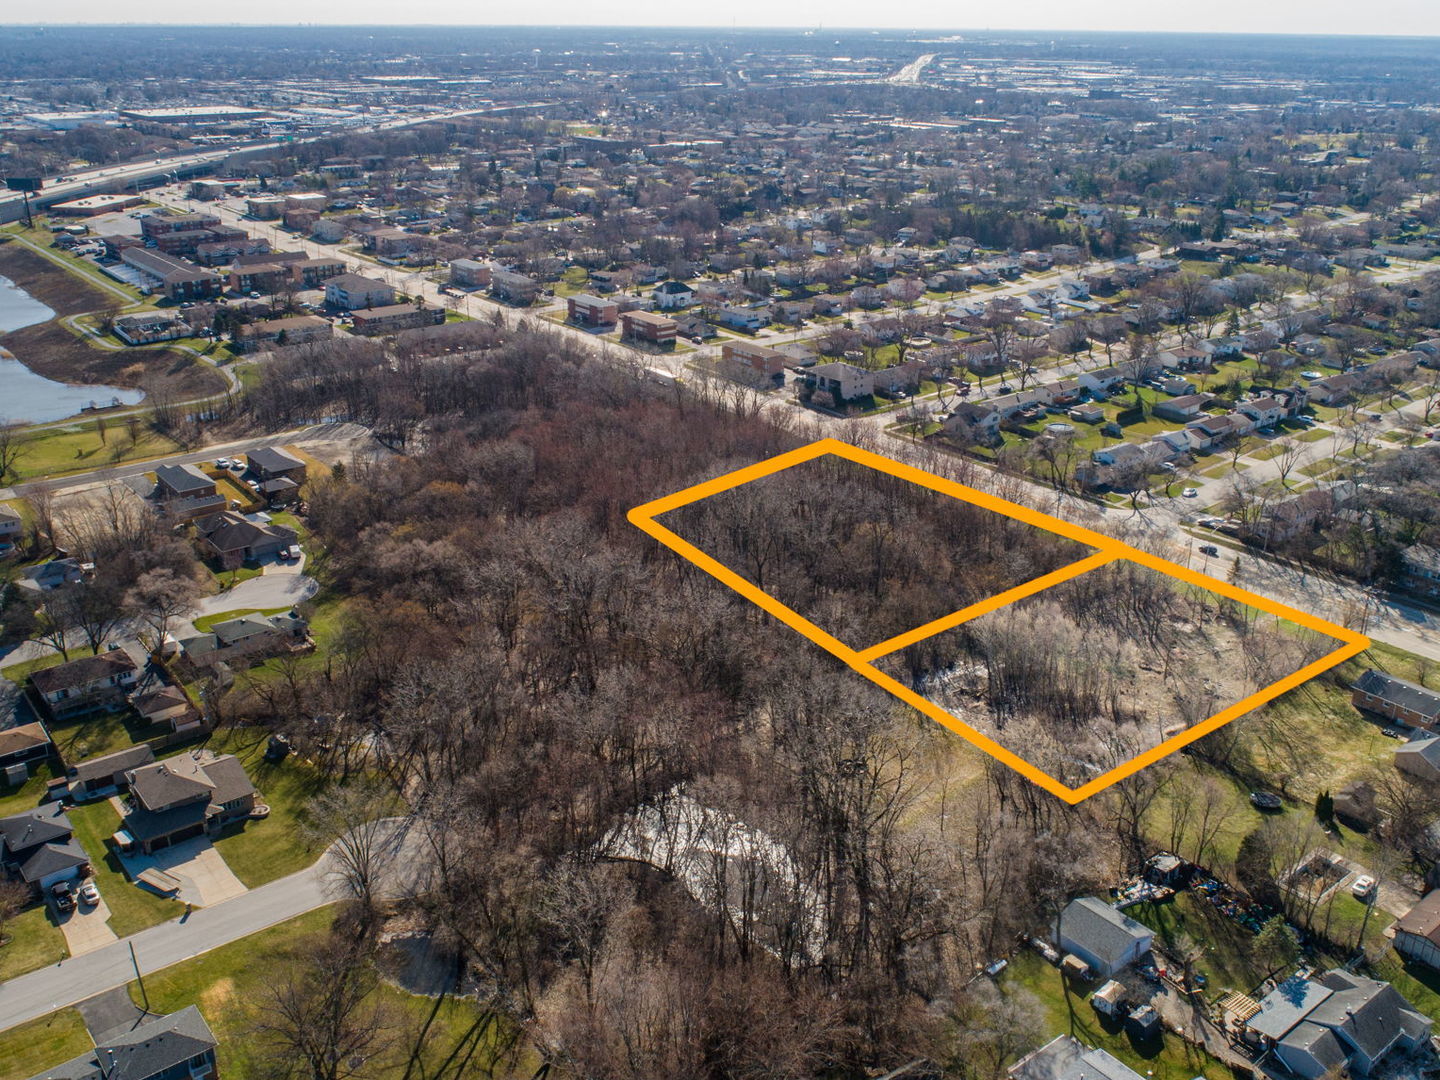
0, 275, 144, 424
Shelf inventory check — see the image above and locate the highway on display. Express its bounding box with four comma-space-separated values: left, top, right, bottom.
0, 102, 554, 224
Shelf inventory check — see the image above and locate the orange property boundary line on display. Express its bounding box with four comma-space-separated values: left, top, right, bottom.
628, 438, 1370, 804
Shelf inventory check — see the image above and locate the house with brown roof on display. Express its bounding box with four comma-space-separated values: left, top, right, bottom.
121, 750, 257, 853
0, 721, 51, 779
193, 511, 297, 570
31, 653, 139, 721
1395, 890, 1440, 972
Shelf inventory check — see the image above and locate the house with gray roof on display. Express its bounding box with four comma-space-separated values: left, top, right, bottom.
64, 745, 157, 801
23, 1005, 217, 1080
1352, 668, 1440, 730
1395, 732, 1440, 782
121, 750, 256, 853
1394, 890, 1440, 972
0, 806, 89, 894
1244, 971, 1431, 1078
1055, 896, 1154, 977
152, 464, 224, 521
1007, 1036, 1145, 1080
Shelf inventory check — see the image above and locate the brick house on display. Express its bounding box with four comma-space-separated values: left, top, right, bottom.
1352, 669, 1440, 729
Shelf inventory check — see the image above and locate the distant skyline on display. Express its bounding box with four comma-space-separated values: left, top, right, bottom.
8, 1, 1440, 36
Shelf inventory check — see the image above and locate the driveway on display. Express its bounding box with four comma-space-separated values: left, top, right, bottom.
115, 836, 247, 908
0, 818, 423, 1036
55, 893, 119, 956
192, 572, 317, 620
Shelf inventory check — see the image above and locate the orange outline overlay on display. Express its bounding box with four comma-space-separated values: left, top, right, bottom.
628, 438, 1369, 804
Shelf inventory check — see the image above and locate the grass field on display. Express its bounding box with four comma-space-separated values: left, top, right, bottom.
197, 727, 329, 887
125, 906, 526, 1080
12, 423, 183, 484
0, 1009, 91, 1080
0, 905, 68, 981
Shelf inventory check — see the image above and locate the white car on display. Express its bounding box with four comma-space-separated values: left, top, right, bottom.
1351, 875, 1377, 900
79, 881, 100, 906
1301, 370, 1323, 379
215, 458, 232, 469
1182, 488, 1199, 498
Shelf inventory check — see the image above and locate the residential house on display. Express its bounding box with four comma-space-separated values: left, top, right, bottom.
0, 721, 51, 779
715, 306, 766, 332
1184, 413, 1254, 451
449, 258, 491, 288
112, 311, 188, 346
1008, 1036, 1145, 1080
490, 269, 541, 305
619, 310, 677, 347
1077, 370, 1126, 396
152, 464, 224, 520
720, 340, 787, 388
31, 652, 139, 721
324, 273, 396, 310
193, 511, 298, 570
16, 558, 87, 594
0, 504, 21, 550
1091, 442, 1168, 470
943, 403, 1001, 446
652, 280, 695, 310
1394, 890, 1440, 972
246, 445, 308, 485
131, 686, 203, 735
1309, 372, 1362, 406
179, 611, 309, 668
1055, 896, 1154, 977
1067, 403, 1105, 425
1237, 396, 1287, 429
121, 749, 258, 853
234, 314, 333, 354
567, 294, 620, 327
21, 1005, 218, 1080
1152, 393, 1212, 423
0, 807, 88, 895
63, 745, 156, 802
1398, 545, 1440, 599
350, 303, 445, 336
802, 362, 875, 408
1352, 669, 1440, 730
1243, 970, 1430, 1078
1251, 484, 1354, 546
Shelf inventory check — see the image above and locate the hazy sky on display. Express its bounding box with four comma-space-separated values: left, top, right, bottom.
13, 0, 1440, 35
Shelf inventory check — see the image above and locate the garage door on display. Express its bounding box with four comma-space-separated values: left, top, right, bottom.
152, 823, 205, 850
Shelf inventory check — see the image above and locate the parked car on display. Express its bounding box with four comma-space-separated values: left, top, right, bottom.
52, 881, 75, 912
215, 458, 232, 469
245, 479, 261, 492
1250, 791, 1284, 811
287, 545, 302, 560
1199, 544, 1220, 557
1182, 488, 1199, 498
1160, 462, 1177, 472
79, 881, 100, 907
1351, 875, 1377, 900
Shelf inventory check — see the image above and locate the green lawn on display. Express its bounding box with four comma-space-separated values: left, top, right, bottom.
0, 1009, 91, 1080
0, 904, 68, 981
13, 425, 183, 485
66, 800, 180, 937
195, 728, 328, 887
126, 906, 524, 1080
1, 652, 70, 688
1002, 951, 1233, 1080
1127, 893, 1273, 996
0, 761, 59, 818
205, 562, 264, 592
